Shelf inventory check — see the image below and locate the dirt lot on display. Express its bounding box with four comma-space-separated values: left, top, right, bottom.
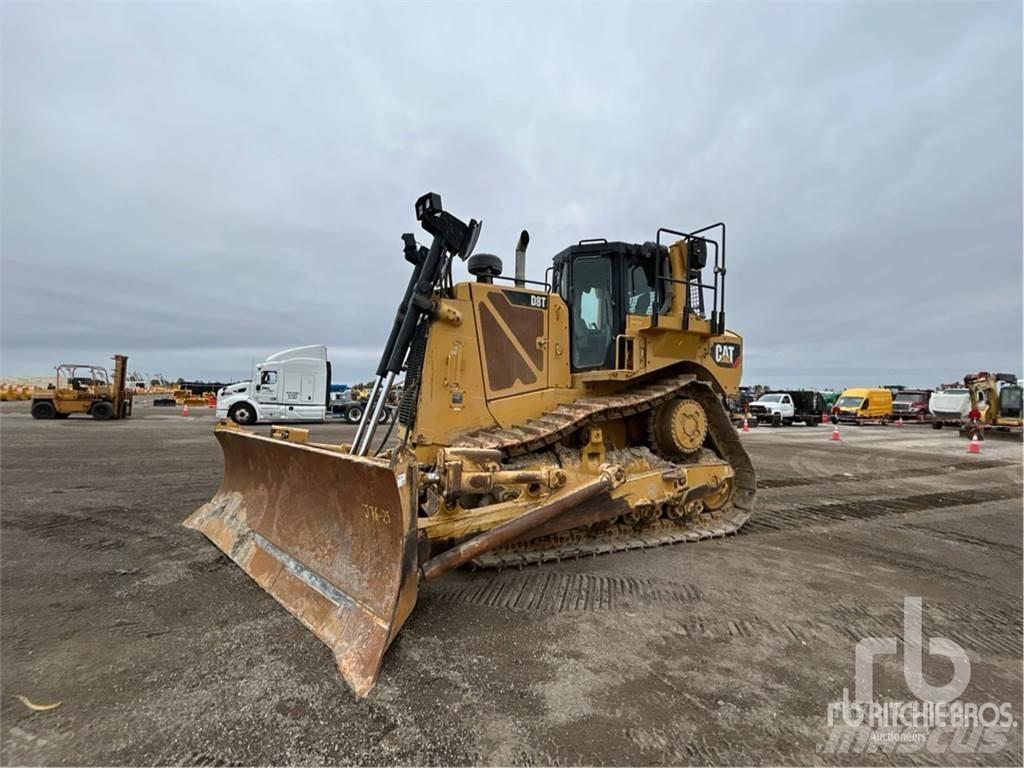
1, 400, 1021, 766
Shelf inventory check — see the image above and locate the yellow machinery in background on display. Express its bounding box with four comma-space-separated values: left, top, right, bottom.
31, 355, 133, 420
173, 388, 213, 407
960, 372, 1022, 440
0, 385, 33, 401
186, 193, 756, 696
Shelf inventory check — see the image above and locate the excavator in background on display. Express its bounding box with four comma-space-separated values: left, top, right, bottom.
186, 193, 756, 697
959, 372, 1022, 440
30, 355, 133, 420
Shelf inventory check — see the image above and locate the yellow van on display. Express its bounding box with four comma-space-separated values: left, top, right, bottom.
831, 387, 893, 424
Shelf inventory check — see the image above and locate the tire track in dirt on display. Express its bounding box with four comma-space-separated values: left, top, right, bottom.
1, 507, 173, 552
757, 459, 1015, 489
428, 573, 703, 613
645, 600, 1022, 659
893, 521, 1023, 556
828, 601, 1022, 657
743, 485, 1022, 534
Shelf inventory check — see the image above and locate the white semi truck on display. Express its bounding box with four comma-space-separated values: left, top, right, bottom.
216, 345, 331, 425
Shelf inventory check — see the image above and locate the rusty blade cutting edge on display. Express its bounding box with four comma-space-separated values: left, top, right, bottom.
184, 425, 419, 698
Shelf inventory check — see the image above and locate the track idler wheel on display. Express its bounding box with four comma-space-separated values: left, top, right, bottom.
650, 397, 708, 458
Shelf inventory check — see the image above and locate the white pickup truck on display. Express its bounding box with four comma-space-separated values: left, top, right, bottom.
747, 391, 824, 426
747, 393, 795, 426
216, 345, 331, 425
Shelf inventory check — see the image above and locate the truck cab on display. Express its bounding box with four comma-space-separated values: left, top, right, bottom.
748, 393, 795, 426
929, 386, 972, 428
892, 389, 932, 421
217, 345, 330, 425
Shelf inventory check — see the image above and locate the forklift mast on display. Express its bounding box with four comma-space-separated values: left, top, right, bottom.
112, 355, 130, 416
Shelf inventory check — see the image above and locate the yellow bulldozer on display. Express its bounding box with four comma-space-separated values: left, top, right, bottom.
31, 355, 133, 420
186, 194, 756, 696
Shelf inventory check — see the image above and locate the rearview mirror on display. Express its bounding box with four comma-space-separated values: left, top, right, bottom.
460, 219, 482, 261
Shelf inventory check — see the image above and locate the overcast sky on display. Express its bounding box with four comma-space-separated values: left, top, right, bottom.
2, 1, 1021, 388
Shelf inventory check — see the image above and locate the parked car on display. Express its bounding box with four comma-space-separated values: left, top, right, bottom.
891, 389, 932, 422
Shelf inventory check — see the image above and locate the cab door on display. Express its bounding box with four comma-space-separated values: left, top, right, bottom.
569, 254, 619, 371
255, 367, 280, 406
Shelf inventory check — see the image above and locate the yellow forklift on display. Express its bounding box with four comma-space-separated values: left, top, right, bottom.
31, 355, 133, 420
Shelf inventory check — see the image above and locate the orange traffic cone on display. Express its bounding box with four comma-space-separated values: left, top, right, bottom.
967, 434, 981, 454
182, 403, 190, 417
821, 412, 829, 424
741, 417, 750, 433
897, 417, 904, 428
831, 424, 841, 441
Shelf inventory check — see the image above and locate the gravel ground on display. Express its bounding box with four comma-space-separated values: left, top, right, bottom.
1, 400, 1021, 766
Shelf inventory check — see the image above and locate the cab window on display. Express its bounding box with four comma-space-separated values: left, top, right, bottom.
626, 256, 671, 316
572, 257, 614, 370
260, 371, 277, 385
1001, 386, 1022, 416
627, 263, 654, 315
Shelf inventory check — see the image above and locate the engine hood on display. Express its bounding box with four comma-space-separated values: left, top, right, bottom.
220, 381, 251, 396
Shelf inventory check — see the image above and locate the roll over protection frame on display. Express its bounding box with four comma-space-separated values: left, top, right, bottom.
653, 223, 726, 335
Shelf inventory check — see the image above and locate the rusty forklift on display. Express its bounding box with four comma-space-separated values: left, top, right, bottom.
31, 355, 133, 420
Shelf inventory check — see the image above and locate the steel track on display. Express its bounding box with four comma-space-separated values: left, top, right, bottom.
453, 377, 758, 568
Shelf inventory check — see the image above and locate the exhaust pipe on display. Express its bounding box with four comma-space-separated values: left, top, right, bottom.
514, 229, 530, 287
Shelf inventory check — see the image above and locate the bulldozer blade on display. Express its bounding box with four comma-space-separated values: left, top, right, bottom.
184, 426, 419, 698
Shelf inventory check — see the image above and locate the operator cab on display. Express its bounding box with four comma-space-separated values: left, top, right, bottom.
550, 228, 722, 372
999, 384, 1022, 418
59, 365, 109, 395
550, 241, 668, 370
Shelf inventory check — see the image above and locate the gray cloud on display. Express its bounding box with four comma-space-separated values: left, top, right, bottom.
2, 1, 1021, 387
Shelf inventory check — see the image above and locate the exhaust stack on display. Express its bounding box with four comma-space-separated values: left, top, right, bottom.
514, 229, 530, 287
